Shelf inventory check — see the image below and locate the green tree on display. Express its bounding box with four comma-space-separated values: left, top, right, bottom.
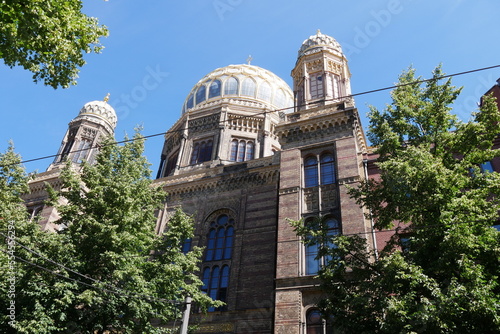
292, 66, 500, 333
0, 134, 220, 333
0, 0, 108, 88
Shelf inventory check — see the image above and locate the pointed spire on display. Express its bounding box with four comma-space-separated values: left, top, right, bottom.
103, 93, 110, 102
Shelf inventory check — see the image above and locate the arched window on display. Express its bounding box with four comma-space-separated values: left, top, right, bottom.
209, 79, 222, 98
320, 153, 335, 185
304, 156, 319, 188
196, 85, 206, 105
237, 141, 246, 162
186, 94, 194, 109
274, 89, 287, 108
191, 139, 213, 165
306, 309, 324, 334
229, 139, 255, 162
241, 78, 256, 97
202, 265, 230, 312
245, 142, 254, 161
257, 81, 272, 101
205, 214, 235, 261
230, 140, 238, 161
224, 77, 238, 95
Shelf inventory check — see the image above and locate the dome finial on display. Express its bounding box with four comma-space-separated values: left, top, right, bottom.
317, 29, 321, 34
246, 55, 253, 65
103, 93, 110, 102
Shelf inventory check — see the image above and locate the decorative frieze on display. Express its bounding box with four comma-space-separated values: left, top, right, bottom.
306, 59, 323, 73
188, 113, 220, 135
327, 60, 343, 75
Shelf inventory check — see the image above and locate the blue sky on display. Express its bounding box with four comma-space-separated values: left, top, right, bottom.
1, 0, 500, 175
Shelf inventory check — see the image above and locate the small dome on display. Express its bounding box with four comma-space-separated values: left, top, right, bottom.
75, 100, 117, 130
298, 30, 342, 59
182, 64, 293, 114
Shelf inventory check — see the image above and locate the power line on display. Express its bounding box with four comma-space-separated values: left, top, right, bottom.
0, 232, 184, 305
2, 63, 500, 169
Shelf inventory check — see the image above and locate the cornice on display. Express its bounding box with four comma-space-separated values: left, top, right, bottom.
154, 157, 280, 201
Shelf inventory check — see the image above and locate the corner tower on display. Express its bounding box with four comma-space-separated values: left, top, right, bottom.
26, 97, 117, 232
274, 31, 371, 333
47, 96, 117, 171
292, 30, 352, 111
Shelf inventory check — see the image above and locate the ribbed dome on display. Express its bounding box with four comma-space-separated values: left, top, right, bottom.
75, 100, 117, 130
182, 64, 294, 114
298, 30, 342, 59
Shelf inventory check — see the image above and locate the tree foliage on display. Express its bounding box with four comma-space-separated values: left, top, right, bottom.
0, 134, 220, 333
292, 66, 500, 333
0, 0, 108, 88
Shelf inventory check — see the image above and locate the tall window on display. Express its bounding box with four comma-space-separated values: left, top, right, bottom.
202, 265, 230, 312
190, 139, 213, 165
320, 153, 335, 185
304, 156, 319, 187
310, 74, 324, 100
186, 94, 194, 109
305, 217, 340, 276
205, 214, 235, 261
203, 212, 235, 312
72, 139, 92, 163
229, 139, 254, 162
304, 153, 336, 187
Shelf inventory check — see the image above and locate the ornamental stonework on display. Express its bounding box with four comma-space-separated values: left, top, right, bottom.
188, 113, 220, 135
327, 60, 343, 75
306, 59, 323, 73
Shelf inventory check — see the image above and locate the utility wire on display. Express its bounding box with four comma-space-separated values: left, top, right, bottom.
0, 232, 184, 305
2, 63, 500, 169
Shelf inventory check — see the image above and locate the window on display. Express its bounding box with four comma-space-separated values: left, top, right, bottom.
203, 212, 235, 312
205, 214, 235, 261
190, 139, 213, 165
304, 156, 319, 188
480, 161, 495, 173
196, 85, 206, 105
181, 238, 192, 254
241, 78, 256, 97
305, 217, 340, 276
304, 153, 336, 188
310, 74, 324, 100
186, 94, 194, 109
229, 139, 254, 162
306, 309, 336, 334
274, 89, 287, 109
209, 80, 221, 98
320, 153, 335, 185
257, 81, 272, 102
163, 151, 179, 177
72, 139, 92, 163
202, 265, 230, 312
224, 77, 238, 95
306, 309, 324, 334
